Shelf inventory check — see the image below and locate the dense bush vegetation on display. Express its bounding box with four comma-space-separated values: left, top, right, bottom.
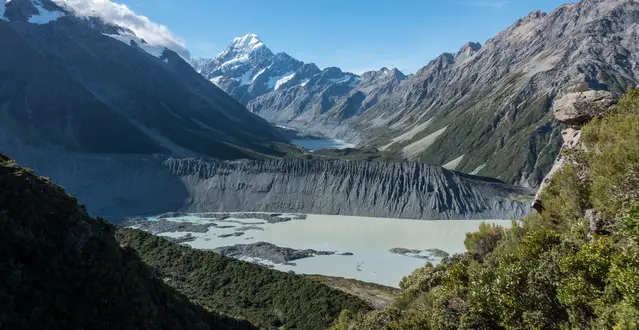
116, 229, 371, 330
0, 155, 256, 330
332, 90, 639, 330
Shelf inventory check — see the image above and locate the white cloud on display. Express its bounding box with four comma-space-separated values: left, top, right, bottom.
52, 0, 190, 58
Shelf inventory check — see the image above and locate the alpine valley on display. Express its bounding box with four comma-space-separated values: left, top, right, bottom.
2, 0, 639, 329
192, 0, 639, 187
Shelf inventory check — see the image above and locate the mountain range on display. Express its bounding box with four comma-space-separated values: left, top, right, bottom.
192, 0, 639, 187
0, 0, 528, 222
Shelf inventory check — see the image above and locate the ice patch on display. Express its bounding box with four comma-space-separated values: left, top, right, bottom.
443, 155, 465, 170
251, 67, 267, 83
329, 75, 355, 84
29, 0, 65, 24
274, 73, 296, 90
237, 70, 253, 86
209, 76, 223, 86
219, 55, 250, 71
299, 79, 310, 87
267, 71, 293, 89
349, 76, 360, 88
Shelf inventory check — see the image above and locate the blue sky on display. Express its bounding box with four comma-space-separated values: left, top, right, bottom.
126, 0, 570, 74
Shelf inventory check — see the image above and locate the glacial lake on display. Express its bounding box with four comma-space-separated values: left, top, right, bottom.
291, 138, 355, 150
134, 213, 511, 287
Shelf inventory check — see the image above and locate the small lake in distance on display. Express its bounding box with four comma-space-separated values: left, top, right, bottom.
291, 138, 355, 150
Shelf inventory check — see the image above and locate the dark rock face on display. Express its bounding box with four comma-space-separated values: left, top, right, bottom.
0, 1, 291, 160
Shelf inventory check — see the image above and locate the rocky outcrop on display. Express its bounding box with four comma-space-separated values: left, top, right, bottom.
552, 90, 617, 125
532, 90, 618, 212
214, 242, 341, 265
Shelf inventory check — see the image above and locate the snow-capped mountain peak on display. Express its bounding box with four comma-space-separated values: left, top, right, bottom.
216, 32, 271, 61
189, 33, 362, 108
231, 33, 264, 50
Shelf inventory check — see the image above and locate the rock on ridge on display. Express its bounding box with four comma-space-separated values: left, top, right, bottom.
532, 90, 618, 212
552, 90, 618, 125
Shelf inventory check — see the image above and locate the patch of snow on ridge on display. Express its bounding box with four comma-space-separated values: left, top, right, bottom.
329, 75, 353, 84
209, 76, 223, 86
103, 32, 165, 58
251, 68, 267, 83
267, 72, 292, 89
29, 0, 65, 24
238, 70, 253, 86
470, 164, 486, 175
0, 1, 6, 21
300, 79, 310, 87
275, 73, 295, 90
52, 0, 190, 58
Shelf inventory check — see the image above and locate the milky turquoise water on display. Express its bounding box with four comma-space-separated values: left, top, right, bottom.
145, 213, 511, 287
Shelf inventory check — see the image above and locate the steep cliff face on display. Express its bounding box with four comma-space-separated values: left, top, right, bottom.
163, 158, 531, 220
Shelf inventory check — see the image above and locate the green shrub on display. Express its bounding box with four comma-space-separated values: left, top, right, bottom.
582, 90, 639, 219
464, 222, 505, 259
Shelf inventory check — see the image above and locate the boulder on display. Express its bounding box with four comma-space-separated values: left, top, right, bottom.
552, 90, 617, 125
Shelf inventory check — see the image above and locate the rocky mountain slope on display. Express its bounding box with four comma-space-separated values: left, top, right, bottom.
0, 0, 294, 160
353, 0, 639, 187
193, 0, 639, 187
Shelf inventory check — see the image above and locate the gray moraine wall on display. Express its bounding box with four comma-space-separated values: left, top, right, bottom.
1, 135, 531, 220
